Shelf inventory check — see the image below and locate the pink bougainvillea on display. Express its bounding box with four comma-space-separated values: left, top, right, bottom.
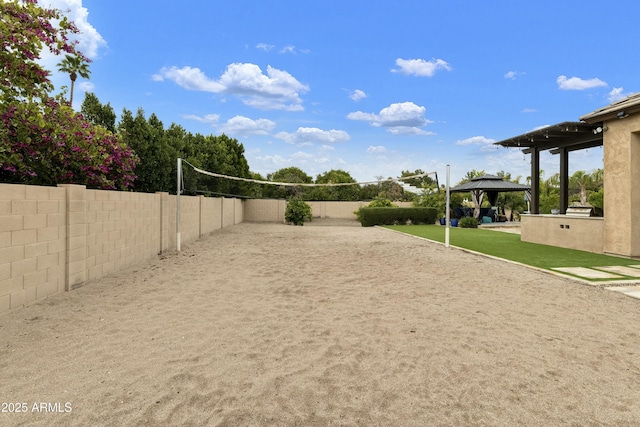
0, 0, 138, 190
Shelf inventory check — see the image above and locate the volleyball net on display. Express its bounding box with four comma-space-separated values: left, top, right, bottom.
178, 158, 438, 193
175, 157, 439, 250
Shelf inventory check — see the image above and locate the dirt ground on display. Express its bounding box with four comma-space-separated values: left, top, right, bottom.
1, 220, 640, 426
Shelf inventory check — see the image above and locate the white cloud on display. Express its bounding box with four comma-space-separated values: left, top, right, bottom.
366, 146, 387, 154
218, 115, 276, 136
254, 154, 287, 166
77, 81, 94, 93
347, 101, 433, 134
392, 58, 452, 77
154, 63, 309, 111
275, 127, 350, 146
280, 45, 296, 54
182, 113, 220, 124
608, 87, 629, 103
350, 89, 368, 101
557, 75, 607, 90
504, 71, 525, 80
387, 126, 435, 136
256, 43, 275, 51
291, 151, 313, 160
455, 136, 496, 152
522, 108, 537, 113
256, 43, 309, 54
152, 66, 223, 91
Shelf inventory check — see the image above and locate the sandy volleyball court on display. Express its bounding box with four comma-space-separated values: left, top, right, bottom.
1, 221, 640, 426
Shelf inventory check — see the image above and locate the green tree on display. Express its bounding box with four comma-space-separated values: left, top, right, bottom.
369, 176, 407, 201
175, 132, 252, 197
569, 170, 592, 205
457, 169, 486, 185
57, 54, 91, 107
588, 168, 604, 212
247, 172, 267, 199
539, 171, 560, 214
311, 169, 359, 201
496, 170, 527, 215
400, 169, 436, 188
118, 108, 173, 193
359, 183, 381, 200
265, 167, 312, 199
81, 92, 116, 132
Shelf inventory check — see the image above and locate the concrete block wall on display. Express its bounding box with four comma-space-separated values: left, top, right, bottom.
0, 183, 243, 315
0, 184, 67, 313
83, 187, 161, 286
244, 199, 286, 222
244, 199, 414, 222
201, 197, 222, 237
177, 194, 201, 245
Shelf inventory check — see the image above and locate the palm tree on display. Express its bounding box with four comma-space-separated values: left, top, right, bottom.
57, 54, 91, 107
570, 170, 593, 205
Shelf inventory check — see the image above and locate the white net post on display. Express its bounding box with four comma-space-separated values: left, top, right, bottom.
445, 164, 450, 248
176, 157, 182, 252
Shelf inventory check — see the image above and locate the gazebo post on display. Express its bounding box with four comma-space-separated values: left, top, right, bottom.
530, 147, 540, 214
559, 148, 569, 214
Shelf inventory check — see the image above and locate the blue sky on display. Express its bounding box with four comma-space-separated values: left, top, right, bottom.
43, 0, 639, 185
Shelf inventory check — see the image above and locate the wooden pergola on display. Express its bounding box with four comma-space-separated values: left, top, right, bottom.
494, 121, 603, 214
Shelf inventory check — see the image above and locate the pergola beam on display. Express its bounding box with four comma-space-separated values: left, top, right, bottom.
494, 121, 603, 215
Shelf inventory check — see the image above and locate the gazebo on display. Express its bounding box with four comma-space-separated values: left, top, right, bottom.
450, 174, 530, 219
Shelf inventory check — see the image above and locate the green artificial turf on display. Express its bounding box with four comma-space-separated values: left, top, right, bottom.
384, 225, 639, 273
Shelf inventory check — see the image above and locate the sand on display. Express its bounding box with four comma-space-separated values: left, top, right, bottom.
1, 220, 640, 426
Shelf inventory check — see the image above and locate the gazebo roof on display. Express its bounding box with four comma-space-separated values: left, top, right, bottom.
450, 174, 530, 192
493, 121, 603, 154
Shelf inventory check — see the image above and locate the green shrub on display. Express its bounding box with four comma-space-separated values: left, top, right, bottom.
359, 207, 438, 227
285, 197, 312, 226
459, 217, 478, 228
367, 198, 398, 208
354, 198, 398, 222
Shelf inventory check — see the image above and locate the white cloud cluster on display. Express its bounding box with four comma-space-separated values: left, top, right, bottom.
182, 114, 276, 137
182, 113, 220, 124
455, 136, 496, 152
256, 43, 275, 52
219, 116, 276, 136
557, 75, 607, 90
275, 127, 350, 146
255, 43, 309, 55
366, 146, 387, 154
153, 63, 309, 111
347, 102, 433, 135
392, 58, 452, 77
350, 89, 368, 102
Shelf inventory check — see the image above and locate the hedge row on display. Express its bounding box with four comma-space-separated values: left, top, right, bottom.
359, 207, 438, 227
